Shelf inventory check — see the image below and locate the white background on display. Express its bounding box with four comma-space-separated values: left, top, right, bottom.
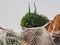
0, 0, 60, 33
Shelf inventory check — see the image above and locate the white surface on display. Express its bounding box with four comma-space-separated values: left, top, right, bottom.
0, 0, 60, 33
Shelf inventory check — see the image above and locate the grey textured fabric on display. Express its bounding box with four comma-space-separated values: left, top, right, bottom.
20, 27, 55, 45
